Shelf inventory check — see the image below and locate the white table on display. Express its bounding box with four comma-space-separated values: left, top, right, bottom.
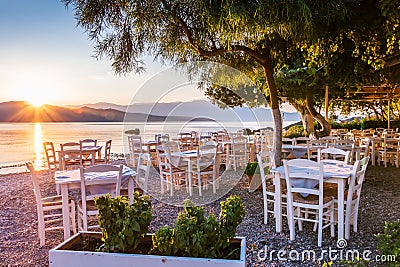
170, 150, 221, 196
58, 145, 103, 170
55, 165, 136, 239
271, 163, 353, 240
282, 145, 308, 159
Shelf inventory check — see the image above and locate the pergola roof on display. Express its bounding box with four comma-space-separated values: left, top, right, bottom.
344, 85, 400, 101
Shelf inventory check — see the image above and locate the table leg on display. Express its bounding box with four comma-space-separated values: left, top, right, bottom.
61, 184, 71, 240
337, 179, 345, 240
372, 139, 376, 166
128, 175, 135, 205
274, 172, 282, 233
188, 160, 193, 196
58, 151, 63, 170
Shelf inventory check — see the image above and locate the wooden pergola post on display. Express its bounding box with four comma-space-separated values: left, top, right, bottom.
325, 85, 329, 120
388, 98, 391, 129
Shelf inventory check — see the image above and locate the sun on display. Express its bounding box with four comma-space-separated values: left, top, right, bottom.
29, 98, 45, 108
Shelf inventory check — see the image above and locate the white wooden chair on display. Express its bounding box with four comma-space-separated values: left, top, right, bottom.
256, 150, 286, 225
43, 141, 61, 193
377, 135, 400, 167
60, 142, 83, 170
80, 139, 98, 166
283, 159, 335, 247
334, 139, 355, 162
324, 157, 369, 239
135, 153, 151, 193
128, 135, 142, 168
318, 147, 350, 165
26, 162, 76, 246
157, 143, 187, 196
42, 142, 59, 172
227, 136, 248, 171
80, 139, 97, 147
95, 140, 112, 164
308, 139, 329, 161
77, 164, 123, 231
192, 143, 218, 196
177, 132, 193, 151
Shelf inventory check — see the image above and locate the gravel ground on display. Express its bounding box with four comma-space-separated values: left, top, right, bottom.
0, 163, 399, 267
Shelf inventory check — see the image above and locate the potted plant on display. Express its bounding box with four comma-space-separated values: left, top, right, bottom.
49, 192, 246, 267
244, 162, 259, 184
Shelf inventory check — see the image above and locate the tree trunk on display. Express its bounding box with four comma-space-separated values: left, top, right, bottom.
262, 57, 282, 166
305, 88, 331, 136
291, 101, 314, 136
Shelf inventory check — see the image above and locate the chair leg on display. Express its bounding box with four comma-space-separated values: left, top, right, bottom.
77, 212, 82, 231
169, 176, 173, 196
70, 201, 77, 234
318, 209, 323, 247
288, 204, 295, 241
330, 204, 335, 238
37, 211, 45, 247
297, 208, 303, 231
160, 174, 165, 194
262, 186, 268, 225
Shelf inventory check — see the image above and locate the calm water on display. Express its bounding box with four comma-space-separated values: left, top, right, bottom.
0, 121, 297, 174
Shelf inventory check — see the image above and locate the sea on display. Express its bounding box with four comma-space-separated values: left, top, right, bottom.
0, 120, 298, 174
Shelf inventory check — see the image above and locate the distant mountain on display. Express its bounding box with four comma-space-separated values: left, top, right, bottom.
66, 102, 128, 112
0, 100, 300, 123
73, 100, 301, 122
0, 101, 195, 122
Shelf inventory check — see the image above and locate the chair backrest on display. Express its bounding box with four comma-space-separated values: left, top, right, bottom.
42, 142, 58, 171
335, 139, 354, 148
156, 134, 170, 144
79, 164, 123, 202
128, 135, 142, 167
283, 159, 324, 205
346, 159, 367, 209
163, 141, 180, 153
60, 142, 83, 169
136, 153, 151, 192
282, 138, 294, 145
360, 156, 370, 171
80, 139, 97, 147
231, 136, 247, 156
257, 150, 275, 187
358, 138, 370, 155
26, 162, 43, 208
196, 143, 217, 171
321, 136, 338, 146
381, 136, 400, 157
103, 140, 112, 164
318, 147, 350, 165
217, 131, 230, 142
294, 137, 310, 146
178, 132, 193, 151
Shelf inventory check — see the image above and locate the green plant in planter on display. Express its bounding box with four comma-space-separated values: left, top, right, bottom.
152, 195, 245, 259
376, 220, 400, 266
95, 191, 152, 253
244, 162, 259, 176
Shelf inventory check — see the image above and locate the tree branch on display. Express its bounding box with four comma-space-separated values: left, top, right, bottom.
174, 15, 266, 65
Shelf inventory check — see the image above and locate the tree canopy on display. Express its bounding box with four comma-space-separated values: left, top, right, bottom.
64, 0, 360, 163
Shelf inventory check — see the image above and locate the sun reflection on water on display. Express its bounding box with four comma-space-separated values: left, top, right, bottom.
34, 123, 44, 169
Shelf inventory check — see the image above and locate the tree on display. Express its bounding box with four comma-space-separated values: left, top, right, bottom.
63, 0, 349, 164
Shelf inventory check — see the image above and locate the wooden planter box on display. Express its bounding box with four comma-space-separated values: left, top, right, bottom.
49, 232, 246, 267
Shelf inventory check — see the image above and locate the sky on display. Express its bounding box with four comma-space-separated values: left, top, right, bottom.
0, 0, 206, 106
